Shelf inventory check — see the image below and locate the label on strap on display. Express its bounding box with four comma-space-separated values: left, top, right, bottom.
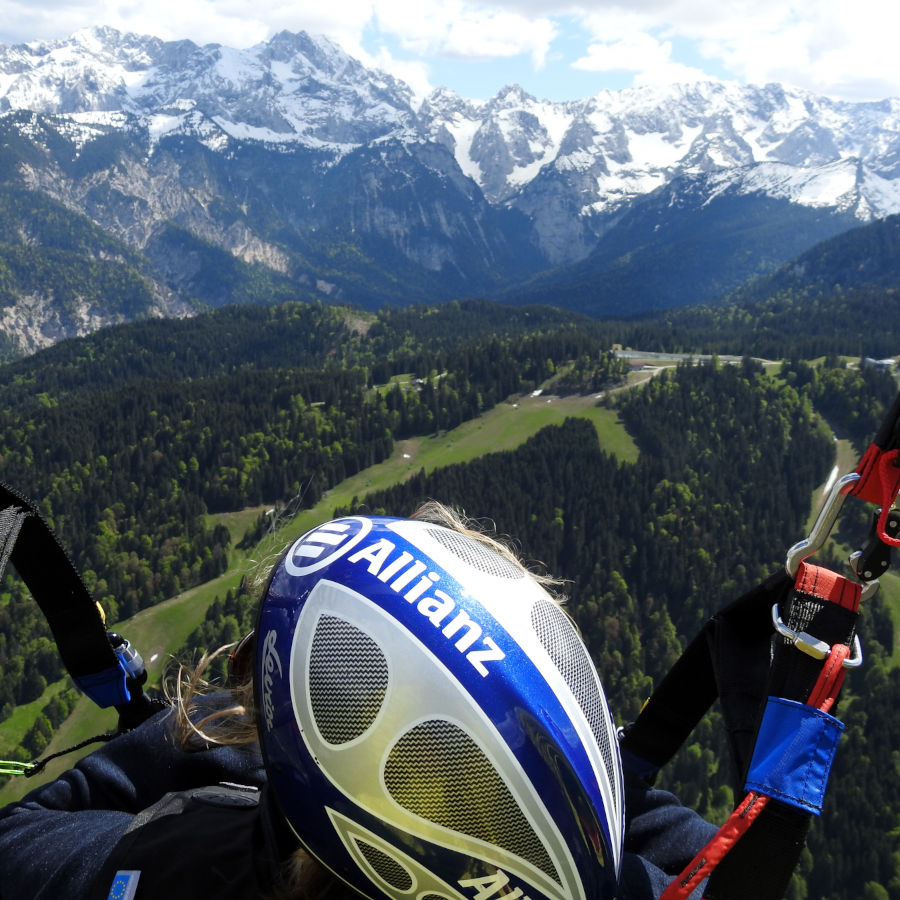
744, 696, 844, 815
107, 870, 141, 900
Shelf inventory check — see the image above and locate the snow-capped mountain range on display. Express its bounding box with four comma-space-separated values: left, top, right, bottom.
2, 25, 900, 349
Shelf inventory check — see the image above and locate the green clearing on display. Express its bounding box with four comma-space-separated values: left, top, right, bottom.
0, 571, 249, 803
878, 570, 900, 666
0, 388, 634, 802
6, 374, 896, 803
0, 680, 69, 758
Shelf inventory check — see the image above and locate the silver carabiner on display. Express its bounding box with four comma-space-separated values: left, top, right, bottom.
785, 472, 861, 577
771, 604, 864, 668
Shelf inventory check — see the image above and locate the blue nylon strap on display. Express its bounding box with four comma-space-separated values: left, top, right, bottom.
74, 661, 132, 708
744, 696, 845, 815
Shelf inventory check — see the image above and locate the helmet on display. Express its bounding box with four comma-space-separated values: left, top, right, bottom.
255, 514, 624, 900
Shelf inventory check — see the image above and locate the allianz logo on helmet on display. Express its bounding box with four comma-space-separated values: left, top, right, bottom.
285, 520, 368, 574
284, 519, 506, 677
344, 536, 506, 677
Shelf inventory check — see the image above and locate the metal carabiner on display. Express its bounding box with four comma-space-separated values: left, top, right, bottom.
771, 604, 864, 668
785, 472, 861, 577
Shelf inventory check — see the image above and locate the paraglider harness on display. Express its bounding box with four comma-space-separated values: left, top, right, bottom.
0, 391, 898, 899
0, 481, 168, 777
619, 389, 900, 899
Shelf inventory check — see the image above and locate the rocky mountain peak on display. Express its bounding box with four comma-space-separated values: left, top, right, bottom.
2, 26, 900, 353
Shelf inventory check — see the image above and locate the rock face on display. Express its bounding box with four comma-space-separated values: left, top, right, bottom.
2, 26, 900, 350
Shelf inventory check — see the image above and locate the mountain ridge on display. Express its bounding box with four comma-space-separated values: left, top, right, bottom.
3, 26, 900, 352
7, 26, 900, 232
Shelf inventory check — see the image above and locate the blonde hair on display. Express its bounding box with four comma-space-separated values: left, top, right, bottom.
172, 500, 562, 897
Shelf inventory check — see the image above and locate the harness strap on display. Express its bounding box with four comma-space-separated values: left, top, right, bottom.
849, 391, 900, 547
660, 561, 859, 900
0, 481, 132, 709
618, 570, 790, 795
0, 480, 171, 752
624, 391, 900, 898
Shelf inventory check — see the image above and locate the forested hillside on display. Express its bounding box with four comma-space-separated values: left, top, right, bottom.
331, 359, 900, 900
612, 284, 900, 361
185, 352, 900, 899
582, 213, 900, 361
0, 298, 897, 898
0, 300, 625, 718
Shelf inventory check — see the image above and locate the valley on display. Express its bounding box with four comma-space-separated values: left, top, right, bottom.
0, 377, 642, 802
0, 24, 898, 897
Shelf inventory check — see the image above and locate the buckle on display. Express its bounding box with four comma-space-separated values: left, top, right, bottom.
771, 604, 863, 668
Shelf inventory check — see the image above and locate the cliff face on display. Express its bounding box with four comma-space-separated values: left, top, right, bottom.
2, 27, 899, 352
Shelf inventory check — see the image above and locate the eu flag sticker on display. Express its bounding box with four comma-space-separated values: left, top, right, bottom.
107, 870, 140, 900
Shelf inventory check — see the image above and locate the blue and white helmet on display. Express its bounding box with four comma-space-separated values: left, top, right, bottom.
256, 514, 625, 900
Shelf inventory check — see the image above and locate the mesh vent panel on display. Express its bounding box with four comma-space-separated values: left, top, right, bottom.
354, 840, 413, 891
384, 719, 558, 881
531, 600, 620, 820
426, 527, 524, 580
308, 615, 388, 745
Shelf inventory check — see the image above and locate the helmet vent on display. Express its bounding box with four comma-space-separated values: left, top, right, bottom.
384, 719, 558, 882
308, 615, 388, 745
353, 839, 414, 892
425, 527, 524, 580
531, 600, 620, 820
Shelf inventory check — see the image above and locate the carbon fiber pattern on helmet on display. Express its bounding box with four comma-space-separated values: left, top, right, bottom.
355, 840, 414, 891
425, 526, 524, 580
383, 718, 558, 882
309, 615, 388, 745
531, 599, 621, 825
419, 895, 454, 900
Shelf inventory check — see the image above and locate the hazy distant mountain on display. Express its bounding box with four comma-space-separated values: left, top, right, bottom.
729, 212, 900, 303
2, 26, 900, 351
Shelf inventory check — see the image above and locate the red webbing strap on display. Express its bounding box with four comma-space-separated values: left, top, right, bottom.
660, 563, 857, 900
850, 391, 900, 547
661, 791, 772, 900
851, 445, 900, 547
793, 560, 862, 613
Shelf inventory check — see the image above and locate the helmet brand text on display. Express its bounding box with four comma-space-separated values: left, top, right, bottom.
347, 537, 506, 677
459, 870, 532, 900
261, 628, 283, 731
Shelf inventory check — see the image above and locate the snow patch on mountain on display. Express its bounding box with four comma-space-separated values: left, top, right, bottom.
4, 26, 900, 268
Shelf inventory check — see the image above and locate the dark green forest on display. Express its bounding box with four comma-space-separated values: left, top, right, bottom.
332, 359, 900, 900
0, 298, 897, 898
0, 301, 626, 715
607, 216, 900, 361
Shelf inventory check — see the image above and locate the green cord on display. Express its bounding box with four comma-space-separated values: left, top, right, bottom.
0, 760, 35, 776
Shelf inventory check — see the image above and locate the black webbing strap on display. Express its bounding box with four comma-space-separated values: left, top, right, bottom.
619, 569, 791, 796
868, 390, 900, 456
620, 563, 860, 900
702, 562, 860, 900
0, 481, 129, 707
621, 393, 900, 899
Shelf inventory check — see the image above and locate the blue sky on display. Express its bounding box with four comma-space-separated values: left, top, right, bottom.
369, 21, 736, 102
0, 1, 897, 104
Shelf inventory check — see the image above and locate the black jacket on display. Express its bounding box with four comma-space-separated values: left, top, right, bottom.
0, 698, 715, 899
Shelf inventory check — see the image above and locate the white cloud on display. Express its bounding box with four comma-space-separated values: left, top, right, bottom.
366, 45, 433, 99
568, 0, 900, 100
1, 0, 899, 101
373, 1, 557, 67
